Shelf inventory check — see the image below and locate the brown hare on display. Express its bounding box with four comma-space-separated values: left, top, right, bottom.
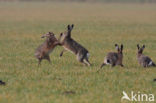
35, 32, 60, 66
58, 24, 91, 66
100, 44, 124, 68
137, 44, 155, 67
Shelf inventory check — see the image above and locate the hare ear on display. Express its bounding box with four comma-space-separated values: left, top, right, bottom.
120, 44, 123, 51
49, 32, 53, 34
137, 44, 140, 50
51, 32, 55, 36
142, 45, 145, 49
115, 44, 119, 51
67, 25, 70, 30
60, 32, 63, 36
71, 24, 74, 29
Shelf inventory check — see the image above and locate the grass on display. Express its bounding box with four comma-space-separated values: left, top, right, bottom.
0, 2, 156, 103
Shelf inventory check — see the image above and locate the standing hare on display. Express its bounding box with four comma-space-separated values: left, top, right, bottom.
35, 32, 60, 66
137, 44, 155, 67
100, 44, 124, 68
58, 24, 91, 66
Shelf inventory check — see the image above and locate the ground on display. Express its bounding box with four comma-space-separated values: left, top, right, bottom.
0, 2, 156, 103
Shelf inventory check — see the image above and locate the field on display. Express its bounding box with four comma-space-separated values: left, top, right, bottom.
0, 2, 156, 103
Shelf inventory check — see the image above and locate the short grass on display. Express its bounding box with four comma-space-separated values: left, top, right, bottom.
0, 2, 156, 103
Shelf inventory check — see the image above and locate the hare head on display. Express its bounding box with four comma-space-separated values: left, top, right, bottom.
41, 32, 55, 38
58, 24, 74, 44
41, 32, 58, 42
137, 44, 145, 54
115, 44, 123, 54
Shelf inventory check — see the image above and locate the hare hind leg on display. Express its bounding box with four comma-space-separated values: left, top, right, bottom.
60, 49, 66, 57
38, 58, 42, 67
77, 53, 89, 66
111, 63, 116, 67
83, 53, 91, 66
120, 64, 124, 67
100, 63, 106, 68
45, 55, 51, 64
83, 59, 91, 66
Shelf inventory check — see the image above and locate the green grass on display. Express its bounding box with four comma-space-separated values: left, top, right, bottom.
0, 2, 156, 103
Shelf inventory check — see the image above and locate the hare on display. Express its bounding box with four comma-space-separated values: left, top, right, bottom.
58, 24, 91, 66
137, 44, 155, 67
100, 44, 124, 68
35, 32, 60, 66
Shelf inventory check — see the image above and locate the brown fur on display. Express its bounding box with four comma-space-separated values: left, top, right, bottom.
35, 32, 60, 66
100, 44, 124, 68
137, 44, 155, 67
58, 24, 91, 66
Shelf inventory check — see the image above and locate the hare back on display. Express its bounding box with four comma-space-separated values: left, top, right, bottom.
76, 50, 89, 62
63, 38, 88, 55
35, 42, 55, 58
138, 55, 152, 66
104, 52, 118, 64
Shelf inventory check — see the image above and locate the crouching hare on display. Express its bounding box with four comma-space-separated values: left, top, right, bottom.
137, 44, 156, 67
100, 44, 124, 68
35, 32, 60, 66
58, 24, 91, 66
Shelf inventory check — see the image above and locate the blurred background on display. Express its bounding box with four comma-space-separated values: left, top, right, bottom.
0, 0, 156, 3
0, 0, 156, 103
